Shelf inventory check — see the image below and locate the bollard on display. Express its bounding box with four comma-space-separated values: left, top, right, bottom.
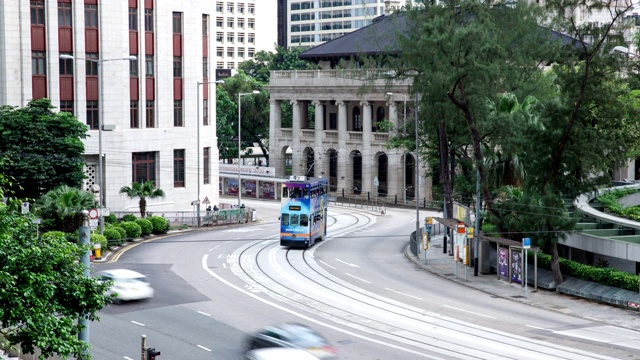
94, 242, 102, 260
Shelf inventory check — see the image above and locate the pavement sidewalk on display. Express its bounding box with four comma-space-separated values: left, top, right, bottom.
405, 234, 640, 332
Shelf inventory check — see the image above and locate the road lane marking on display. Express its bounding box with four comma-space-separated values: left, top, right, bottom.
336, 258, 359, 267
443, 305, 496, 319
345, 273, 371, 283
201, 254, 441, 359
124, 357, 134, 360
385, 288, 423, 300
130, 321, 145, 326
198, 311, 211, 316
209, 245, 220, 252
197, 345, 212, 351
526, 325, 550, 331
319, 260, 336, 269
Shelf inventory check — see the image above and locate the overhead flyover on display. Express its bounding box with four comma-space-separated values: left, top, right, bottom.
571, 184, 640, 266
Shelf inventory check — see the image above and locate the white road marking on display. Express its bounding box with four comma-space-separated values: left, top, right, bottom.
209, 245, 220, 252
526, 325, 550, 331
336, 258, 359, 267
226, 228, 261, 233
124, 357, 134, 360
130, 321, 145, 326
197, 345, 212, 351
385, 288, 423, 300
197, 311, 211, 316
201, 254, 441, 359
442, 305, 496, 319
345, 273, 371, 283
319, 260, 336, 269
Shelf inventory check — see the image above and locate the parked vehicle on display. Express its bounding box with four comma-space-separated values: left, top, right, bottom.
245, 323, 337, 360
94, 269, 154, 303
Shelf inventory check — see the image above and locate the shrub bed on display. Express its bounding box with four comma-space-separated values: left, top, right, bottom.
119, 221, 142, 239
148, 216, 169, 234
136, 218, 153, 236
121, 214, 137, 222
103, 228, 123, 246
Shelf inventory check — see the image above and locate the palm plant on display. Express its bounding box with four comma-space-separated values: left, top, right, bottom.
119, 181, 165, 218
36, 185, 97, 233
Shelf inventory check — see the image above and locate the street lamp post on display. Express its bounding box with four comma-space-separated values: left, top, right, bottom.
414, 92, 422, 263
60, 54, 136, 235
237, 91, 259, 207
196, 80, 224, 227
387, 92, 407, 204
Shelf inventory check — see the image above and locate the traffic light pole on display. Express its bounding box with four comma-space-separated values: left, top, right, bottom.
141, 334, 146, 360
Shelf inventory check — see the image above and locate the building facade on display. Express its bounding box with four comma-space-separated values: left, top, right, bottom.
213, 0, 277, 70
0, 0, 223, 213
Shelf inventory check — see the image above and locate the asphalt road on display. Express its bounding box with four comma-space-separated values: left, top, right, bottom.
88, 200, 639, 360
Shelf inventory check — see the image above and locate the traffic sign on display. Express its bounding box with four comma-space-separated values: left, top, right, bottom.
523, 237, 531, 249
89, 208, 99, 219
22, 202, 29, 214
202, 196, 210, 204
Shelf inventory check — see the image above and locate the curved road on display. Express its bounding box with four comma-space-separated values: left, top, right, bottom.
89, 200, 639, 359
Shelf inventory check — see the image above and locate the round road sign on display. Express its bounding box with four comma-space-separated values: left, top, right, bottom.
89, 208, 99, 219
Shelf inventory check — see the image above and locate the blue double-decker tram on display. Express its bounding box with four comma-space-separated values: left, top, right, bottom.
280, 176, 329, 248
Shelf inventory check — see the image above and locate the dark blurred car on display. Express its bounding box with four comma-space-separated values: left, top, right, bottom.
245, 323, 338, 360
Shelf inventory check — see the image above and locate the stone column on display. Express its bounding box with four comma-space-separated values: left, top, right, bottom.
291, 100, 302, 176
387, 150, 402, 202
337, 101, 348, 192
313, 100, 325, 178
388, 101, 398, 133
361, 101, 373, 195
269, 99, 285, 176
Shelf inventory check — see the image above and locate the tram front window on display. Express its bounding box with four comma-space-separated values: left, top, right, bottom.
300, 214, 308, 226
281, 214, 290, 226
291, 214, 299, 226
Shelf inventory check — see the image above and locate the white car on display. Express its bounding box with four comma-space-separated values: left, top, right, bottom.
94, 269, 154, 303
245, 348, 320, 360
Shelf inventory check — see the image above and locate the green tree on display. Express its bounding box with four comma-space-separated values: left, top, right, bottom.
239, 46, 315, 84
119, 181, 165, 218
0, 99, 87, 200
0, 173, 110, 359
36, 185, 97, 233
216, 86, 238, 160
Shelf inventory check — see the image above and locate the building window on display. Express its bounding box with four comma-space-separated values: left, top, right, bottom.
227, 62, 234, 68
173, 149, 185, 187
32, 51, 46, 75
216, 17, 223, 28
203, 57, 209, 78
238, 19, 244, 29
86, 100, 99, 130
174, 100, 183, 127
227, 3, 234, 13
84, 4, 98, 28
216, 2, 223, 13
173, 57, 182, 77
144, 9, 153, 31
238, 4, 244, 14
129, 7, 137, 30
58, 3, 72, 27
204, 147, 211, 184
172, 12, 182, 34
216, 47, 224, 57
86, 53, 98, 75
132, 152, 156, 184
248, 33, 255, 44
238, 33, 244, 43
217, 61, 224, 68
227, 34, 234, 43
216, 32, 223, 43
227, 18, 234, 28
31, 0, 45, 25
248, 48, 255, 57
329, 113, 337, 129
238, 48, 245, 58
59, 53, 73, 75
130, 59, 138, 77
248, 4, 255, 14
130, 100, 139, 128
146, 100, 155, 128
248, 19, 255, 29
203, 99, 209, 126
60, 100, 74, 115
227, 47, 234, 58
145, 55, 154, 76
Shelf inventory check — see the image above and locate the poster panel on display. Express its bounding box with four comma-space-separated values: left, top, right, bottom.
219, 178, 223, 194
511, 249, 523, 284
245, 180, 257, 197
262, 182, 275, 199
228, 178, 239, 195
498, 247, 508, 278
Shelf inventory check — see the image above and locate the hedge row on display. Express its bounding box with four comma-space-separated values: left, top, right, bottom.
533, 252, 639, 292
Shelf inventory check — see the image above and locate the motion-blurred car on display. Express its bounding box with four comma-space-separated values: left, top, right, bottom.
245, 323, 338, 360
245, 348, 321, 360
94, 269, 154, 303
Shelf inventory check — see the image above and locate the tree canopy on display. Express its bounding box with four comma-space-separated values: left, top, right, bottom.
0, 99, 88, 201
0, 167, 110, 359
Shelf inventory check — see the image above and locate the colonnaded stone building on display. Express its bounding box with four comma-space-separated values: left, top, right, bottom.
267, 14, 433, 203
